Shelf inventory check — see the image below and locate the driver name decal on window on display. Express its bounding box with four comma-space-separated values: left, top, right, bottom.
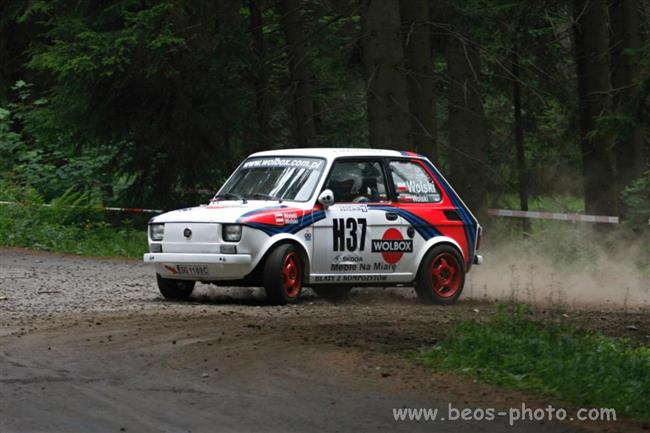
404, 180, 438, 194
391, 161, 441, 203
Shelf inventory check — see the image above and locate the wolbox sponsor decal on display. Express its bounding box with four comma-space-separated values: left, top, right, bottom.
372, 228, 412, 264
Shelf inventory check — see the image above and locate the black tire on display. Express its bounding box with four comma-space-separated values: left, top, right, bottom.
312, 286, 353, 302
415, 245, 465, 305
157, 274, 196, 301
263, 243, 303, 305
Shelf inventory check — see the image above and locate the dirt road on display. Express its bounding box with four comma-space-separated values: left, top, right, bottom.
0, 248, 644, 432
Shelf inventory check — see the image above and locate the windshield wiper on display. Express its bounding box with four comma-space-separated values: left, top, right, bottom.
248, 193, 283, 203
212, 192, 247, 203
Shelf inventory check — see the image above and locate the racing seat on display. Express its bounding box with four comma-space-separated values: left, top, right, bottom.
328, 178, 355, 203
358, 176, 380, 202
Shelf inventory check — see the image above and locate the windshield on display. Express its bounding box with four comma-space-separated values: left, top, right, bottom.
217, 157, 326, 202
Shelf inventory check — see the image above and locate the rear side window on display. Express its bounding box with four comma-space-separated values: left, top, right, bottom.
389, 161, 441, 203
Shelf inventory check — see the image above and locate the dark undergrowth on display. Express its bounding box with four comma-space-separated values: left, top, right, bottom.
0, 184, 146, 258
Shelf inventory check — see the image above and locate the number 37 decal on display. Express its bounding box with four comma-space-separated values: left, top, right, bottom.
333, 218, 367, 252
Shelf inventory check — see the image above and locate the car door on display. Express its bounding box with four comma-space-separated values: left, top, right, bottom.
311, 158, 409, 284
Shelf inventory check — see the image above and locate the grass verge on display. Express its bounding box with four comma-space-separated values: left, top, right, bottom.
418, 306, 650, 421
0, 203, 146, 259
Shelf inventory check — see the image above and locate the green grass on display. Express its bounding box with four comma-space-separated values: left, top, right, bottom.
0, 203, 147, 258
418, 307, 650, 421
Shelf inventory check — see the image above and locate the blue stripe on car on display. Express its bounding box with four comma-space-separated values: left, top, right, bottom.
420, 160, 477, 261
367, 205, 441, 240
241, 209, 326, 236
243, 204, 441, 243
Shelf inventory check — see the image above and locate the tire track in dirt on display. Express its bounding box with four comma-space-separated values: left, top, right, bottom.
1, 248, 645, 432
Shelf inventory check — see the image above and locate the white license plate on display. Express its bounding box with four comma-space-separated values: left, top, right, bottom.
175, 265, 209, 276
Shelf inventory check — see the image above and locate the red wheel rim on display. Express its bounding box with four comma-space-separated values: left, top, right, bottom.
430, 252, 462, 298
282, 251, 302, 298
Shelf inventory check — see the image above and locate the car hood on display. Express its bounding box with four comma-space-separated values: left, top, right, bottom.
150, 201, 300, 224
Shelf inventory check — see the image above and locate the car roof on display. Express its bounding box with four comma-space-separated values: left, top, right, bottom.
249, 148, 421, 160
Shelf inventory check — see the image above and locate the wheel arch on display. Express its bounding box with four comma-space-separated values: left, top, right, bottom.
415, 238, 466, 280
255, 237, 311, 283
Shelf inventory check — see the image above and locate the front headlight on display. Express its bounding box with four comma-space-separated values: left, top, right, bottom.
149, 223, 165, 241
222, 224, 242, 242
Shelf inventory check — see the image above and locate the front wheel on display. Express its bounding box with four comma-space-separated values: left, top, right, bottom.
157, 274, 196, 301
263, 244, 303, 305
415, 245, 465, 305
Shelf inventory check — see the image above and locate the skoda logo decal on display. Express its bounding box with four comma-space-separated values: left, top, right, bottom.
183, 228, 192, 238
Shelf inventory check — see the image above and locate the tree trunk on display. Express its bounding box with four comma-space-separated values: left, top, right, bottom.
512, 42, 530, 232
361, 0, 410, 150
400, 0, 437, 162
573, 0, 618, 216
609, 0, 646, 212
247, 0, 270, 152
446, 29, 489, 215
279, 0, 317, 147
0, 20, 6, 105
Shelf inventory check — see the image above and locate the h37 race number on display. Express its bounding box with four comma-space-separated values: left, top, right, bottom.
332, 218, 367, 252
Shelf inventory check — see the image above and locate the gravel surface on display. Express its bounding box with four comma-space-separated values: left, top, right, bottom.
1, 250, 153, 323
1, 247, 646, 433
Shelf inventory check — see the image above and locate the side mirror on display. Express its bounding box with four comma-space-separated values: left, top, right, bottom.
317, 189, 335, 209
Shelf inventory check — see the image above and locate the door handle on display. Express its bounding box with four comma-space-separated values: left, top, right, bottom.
385, 212, 398, 221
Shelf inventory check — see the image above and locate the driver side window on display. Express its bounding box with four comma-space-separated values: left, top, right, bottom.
325, 160, 388, 203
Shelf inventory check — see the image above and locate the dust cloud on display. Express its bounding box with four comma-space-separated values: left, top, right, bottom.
465, 226, 650, 310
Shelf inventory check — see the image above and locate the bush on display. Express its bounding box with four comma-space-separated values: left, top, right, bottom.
0, 183, 146, 258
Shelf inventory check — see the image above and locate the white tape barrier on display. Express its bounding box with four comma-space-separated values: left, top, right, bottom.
0, 200, 621, 222
0, 200, 163, 214
488, 208, 619, 224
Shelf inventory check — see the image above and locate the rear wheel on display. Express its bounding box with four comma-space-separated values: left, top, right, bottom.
157, 274, 195, 301
263, 244, 303, 305
312, 286, 353, 302
415, 245, 465, 305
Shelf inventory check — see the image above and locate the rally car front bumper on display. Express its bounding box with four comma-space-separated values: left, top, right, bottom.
143, 253, 253, 280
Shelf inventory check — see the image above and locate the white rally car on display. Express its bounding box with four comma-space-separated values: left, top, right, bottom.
144, 148, 482, 304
